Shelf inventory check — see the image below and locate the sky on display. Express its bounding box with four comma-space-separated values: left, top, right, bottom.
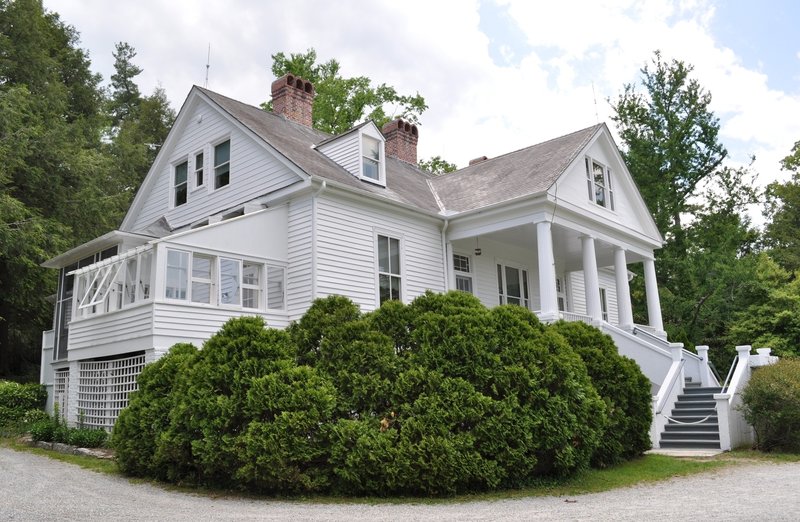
46, 0, 800, 225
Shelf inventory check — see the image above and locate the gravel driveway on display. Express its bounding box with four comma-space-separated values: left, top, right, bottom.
2, 447, 799, 521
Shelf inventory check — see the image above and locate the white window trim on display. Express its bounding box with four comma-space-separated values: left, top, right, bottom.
172, 159, 189, 208
495, 259, 531, 309
193, 148, 206, 191
585, 155, 615, 211
374, 230, 403, 306
360, 132, 386, 186
162, 247, 285, 312
453, 252, 474, 295
213, 137, 232, 191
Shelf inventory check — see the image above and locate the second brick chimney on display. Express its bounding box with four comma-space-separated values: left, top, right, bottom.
271, 74, 315, 127
382, 119, 418, 165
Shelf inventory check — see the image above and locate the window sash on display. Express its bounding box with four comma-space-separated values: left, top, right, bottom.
174, 161, 188, 206
497, 263, 529, 308
191, 254, 213, 304
165, 250, 189, 300
219, 257, 241, 305
362, 136, 380, 180
214, 140, 230, 189
378, 235, 401, 304
242, 262, 261, 309
195, 152, 204, 187
266, 266, 285, 310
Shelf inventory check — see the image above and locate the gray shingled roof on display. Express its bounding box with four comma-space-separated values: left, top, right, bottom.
429, 124, 603, 213
198, 87, 601, 216
198, 87, 442, 214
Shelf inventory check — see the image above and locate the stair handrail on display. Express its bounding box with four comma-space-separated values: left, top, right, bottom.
656, 359, 685, 415
707, 359, 723, 384
720, 355, 739, 394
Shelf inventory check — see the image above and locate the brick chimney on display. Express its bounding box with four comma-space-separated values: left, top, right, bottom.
381, 119, 418, 164
271, 74, 315, 127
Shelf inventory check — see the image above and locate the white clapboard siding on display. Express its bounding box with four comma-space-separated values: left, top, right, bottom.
286, 196, 313, 320
317, 132, 360, 177
567, 269, 619, 324
453, 236, 540, 311
132, 101, 301, 232
67, 305, 153, 359
315, 193, 445, 311
151, 302, 289, 357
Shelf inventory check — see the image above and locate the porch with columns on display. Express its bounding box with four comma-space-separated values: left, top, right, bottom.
447, 217, 665, 337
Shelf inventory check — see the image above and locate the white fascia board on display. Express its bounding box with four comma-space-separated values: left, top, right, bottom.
41, 230, 154, 269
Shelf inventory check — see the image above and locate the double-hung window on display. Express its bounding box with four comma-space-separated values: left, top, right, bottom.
166, 250, 189, 299
362, 136, 380, 181
453, 253, 473, 294
585, 157, 614, 210
191, 254, 213, 304
242, 262, 261, 309
174, 161, 188, 206
214, 139, 230, 189
497, 263, 529, 308
377, 234, 401, 304
195, 152, 204, 188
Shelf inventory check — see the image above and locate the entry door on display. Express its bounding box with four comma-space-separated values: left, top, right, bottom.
497, 263, 530, 308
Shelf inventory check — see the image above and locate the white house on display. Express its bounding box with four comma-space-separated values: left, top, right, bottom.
40, 73, 754, 450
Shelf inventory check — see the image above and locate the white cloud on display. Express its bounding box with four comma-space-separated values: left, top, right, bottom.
46, 0, 800, 223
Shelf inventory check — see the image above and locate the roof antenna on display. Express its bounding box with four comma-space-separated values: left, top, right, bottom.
591, 80, 599, 123
204, 43, 211, 88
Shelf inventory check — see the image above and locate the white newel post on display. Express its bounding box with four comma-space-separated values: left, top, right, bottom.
643, 257, 665, 337
536, 221, 559, 322
581, 235, 602, 324
695, 345, 713, 387
614, 247, 634, 331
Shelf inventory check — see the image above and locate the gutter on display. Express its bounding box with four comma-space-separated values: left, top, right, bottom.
441, 219, 450, 291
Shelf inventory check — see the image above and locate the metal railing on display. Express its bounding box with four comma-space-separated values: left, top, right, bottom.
720, 355, 740, 394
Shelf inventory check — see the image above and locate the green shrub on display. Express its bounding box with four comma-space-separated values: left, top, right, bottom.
742, 358, 800, 452
550, 321, 653, 467
112, 343, 198, 478
0, 380, 47, 425
68, 427, 108, 448
112, 294, 629, 496
29, 419, 56, 442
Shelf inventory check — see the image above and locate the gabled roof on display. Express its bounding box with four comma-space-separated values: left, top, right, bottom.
429, 124, 603, 213
196, 88, 443, 214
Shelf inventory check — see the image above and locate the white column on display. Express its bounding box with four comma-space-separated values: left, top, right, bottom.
643, 257, 665, 335
536, 221, 559, 322
581, 235, 602, 323
445, 242, 455, 291
614, 247, 634, 331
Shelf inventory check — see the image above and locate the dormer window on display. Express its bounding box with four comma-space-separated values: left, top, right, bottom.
585, 157, 614, 210
362, 135, 380, 181
174, 161, 188, 207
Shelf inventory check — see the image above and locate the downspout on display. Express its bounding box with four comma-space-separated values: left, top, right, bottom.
310, 180, 327, 300
441, 219, 450, 291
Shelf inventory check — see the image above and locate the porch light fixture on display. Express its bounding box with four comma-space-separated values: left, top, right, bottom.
474, 237, 482, 256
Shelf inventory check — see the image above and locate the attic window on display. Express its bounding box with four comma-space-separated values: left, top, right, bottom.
362, 135, 380, 181
585, 157, 614, 210
214, 139, 230, 189
174, 161, 188, 207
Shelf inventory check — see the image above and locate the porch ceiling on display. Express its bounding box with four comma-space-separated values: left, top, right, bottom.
471, 223, 649, 272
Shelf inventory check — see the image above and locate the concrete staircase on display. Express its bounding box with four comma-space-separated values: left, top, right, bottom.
659, 379, 722, 449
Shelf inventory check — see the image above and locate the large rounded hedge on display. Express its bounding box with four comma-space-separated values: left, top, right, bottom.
114, 292, 652, 495
549, 321, 653, 466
